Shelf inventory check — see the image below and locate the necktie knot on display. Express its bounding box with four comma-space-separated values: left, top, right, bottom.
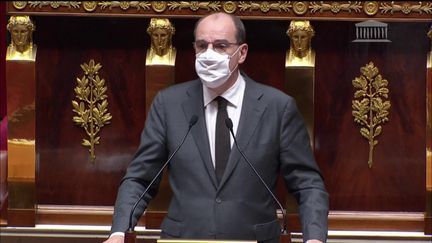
216, 96, 228, 111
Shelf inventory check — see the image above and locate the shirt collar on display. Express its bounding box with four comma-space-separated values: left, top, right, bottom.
203, 73, 245, 108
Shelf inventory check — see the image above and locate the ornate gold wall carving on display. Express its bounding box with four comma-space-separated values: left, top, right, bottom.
380, 1, 432, 14
352, 62, 391, 168
72, 60, 112, 162
9, 1, 432, 17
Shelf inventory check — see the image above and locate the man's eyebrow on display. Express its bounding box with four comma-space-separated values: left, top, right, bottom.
213, 39, 230, 42
195, 39, 230, 42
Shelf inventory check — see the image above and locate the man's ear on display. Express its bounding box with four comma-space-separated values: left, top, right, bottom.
238, 44, 248, 64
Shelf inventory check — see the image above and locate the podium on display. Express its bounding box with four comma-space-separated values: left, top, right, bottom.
158, 240, 256, 243
125, 230, 291, 243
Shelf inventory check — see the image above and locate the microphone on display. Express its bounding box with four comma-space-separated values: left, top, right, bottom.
126, 115, 198, 233
225, 118, 287, 234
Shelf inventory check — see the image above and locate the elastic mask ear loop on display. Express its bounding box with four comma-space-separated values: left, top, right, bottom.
229, 45, 241, 59
228, 45, 242, 73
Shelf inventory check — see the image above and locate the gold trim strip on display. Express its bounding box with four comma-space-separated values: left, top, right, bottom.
7, 139, 35, 145
9, 1, 432, 17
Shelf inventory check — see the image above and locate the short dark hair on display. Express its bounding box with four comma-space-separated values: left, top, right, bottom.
194, 13, 246, 44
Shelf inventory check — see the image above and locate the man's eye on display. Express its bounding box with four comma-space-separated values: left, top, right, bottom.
214, 43, 228, 49
197, 43, 207, 49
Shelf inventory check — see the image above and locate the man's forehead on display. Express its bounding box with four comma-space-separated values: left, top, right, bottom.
196, 16, 236, 40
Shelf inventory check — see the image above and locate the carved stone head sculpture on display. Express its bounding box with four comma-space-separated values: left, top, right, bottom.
7, 16, 35, 54
286, 20, 315, 59
147, 18, 175, 57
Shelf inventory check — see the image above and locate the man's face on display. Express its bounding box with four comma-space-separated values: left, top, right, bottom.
151, 28, 170, 56
195, 14, 246, 71
290, 29, 311, 57
11, 24, 30, 50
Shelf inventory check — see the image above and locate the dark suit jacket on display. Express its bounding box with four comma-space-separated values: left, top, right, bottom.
112, 76, 329, 243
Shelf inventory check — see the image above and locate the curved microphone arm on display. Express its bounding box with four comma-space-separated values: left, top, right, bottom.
127, 115, 198, 231
225, 118, 287, 234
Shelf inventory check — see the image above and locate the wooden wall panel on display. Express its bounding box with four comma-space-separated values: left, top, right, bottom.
35, 17, 149, 205
314, 21, 428, 212
35, 17, 199, 206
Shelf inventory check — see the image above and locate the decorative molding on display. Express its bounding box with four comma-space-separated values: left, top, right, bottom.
25, 1, 81, 9
98, 1, 151, 11
309, 1, 362, 14
72, 60, 112, 162
237, 1, 292, 13
167, 1, 221, 12
8, 1, 432, 19
352, 62, 390, 168
380, 1, 432, 14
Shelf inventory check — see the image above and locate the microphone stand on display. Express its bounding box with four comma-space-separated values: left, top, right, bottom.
124, 116, 198, 243
225, 118, 291, 243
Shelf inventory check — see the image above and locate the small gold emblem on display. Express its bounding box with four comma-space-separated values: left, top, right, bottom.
83, 1, 97, 12
152, 1, 167, 12
363, 1, 378, 16
223, 1, 237, 14
293, 1, 308, 15
13, 1, 27, 10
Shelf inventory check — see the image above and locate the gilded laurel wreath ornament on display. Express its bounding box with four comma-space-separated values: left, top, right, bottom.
72, 60, 112, 162
352, 62, 390, 168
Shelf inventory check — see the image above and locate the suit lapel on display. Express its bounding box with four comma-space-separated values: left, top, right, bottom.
182, 81, 218, 189
218, 78, 266, 188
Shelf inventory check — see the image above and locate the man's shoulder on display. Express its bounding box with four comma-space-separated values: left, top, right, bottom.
244, 76, 293, 102
162, 79, 201, 94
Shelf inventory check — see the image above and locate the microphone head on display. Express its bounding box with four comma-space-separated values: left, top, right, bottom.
225, 118, 233, 130
189, 115, 198, 127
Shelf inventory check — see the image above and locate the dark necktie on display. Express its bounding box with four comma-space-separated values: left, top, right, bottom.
215, 96, 230, 183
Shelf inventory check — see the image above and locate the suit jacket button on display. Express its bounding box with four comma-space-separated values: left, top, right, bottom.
215, 198, 222, 203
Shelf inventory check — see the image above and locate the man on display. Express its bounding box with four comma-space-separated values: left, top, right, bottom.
104, 13, 328, 243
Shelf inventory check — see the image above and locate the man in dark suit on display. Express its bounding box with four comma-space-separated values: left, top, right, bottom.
104, 12, 328, 243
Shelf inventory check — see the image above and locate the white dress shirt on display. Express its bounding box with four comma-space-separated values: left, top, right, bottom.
203, 73, 245, 167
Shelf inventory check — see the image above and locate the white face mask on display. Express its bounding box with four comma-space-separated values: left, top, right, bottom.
195, 47, 240, 89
